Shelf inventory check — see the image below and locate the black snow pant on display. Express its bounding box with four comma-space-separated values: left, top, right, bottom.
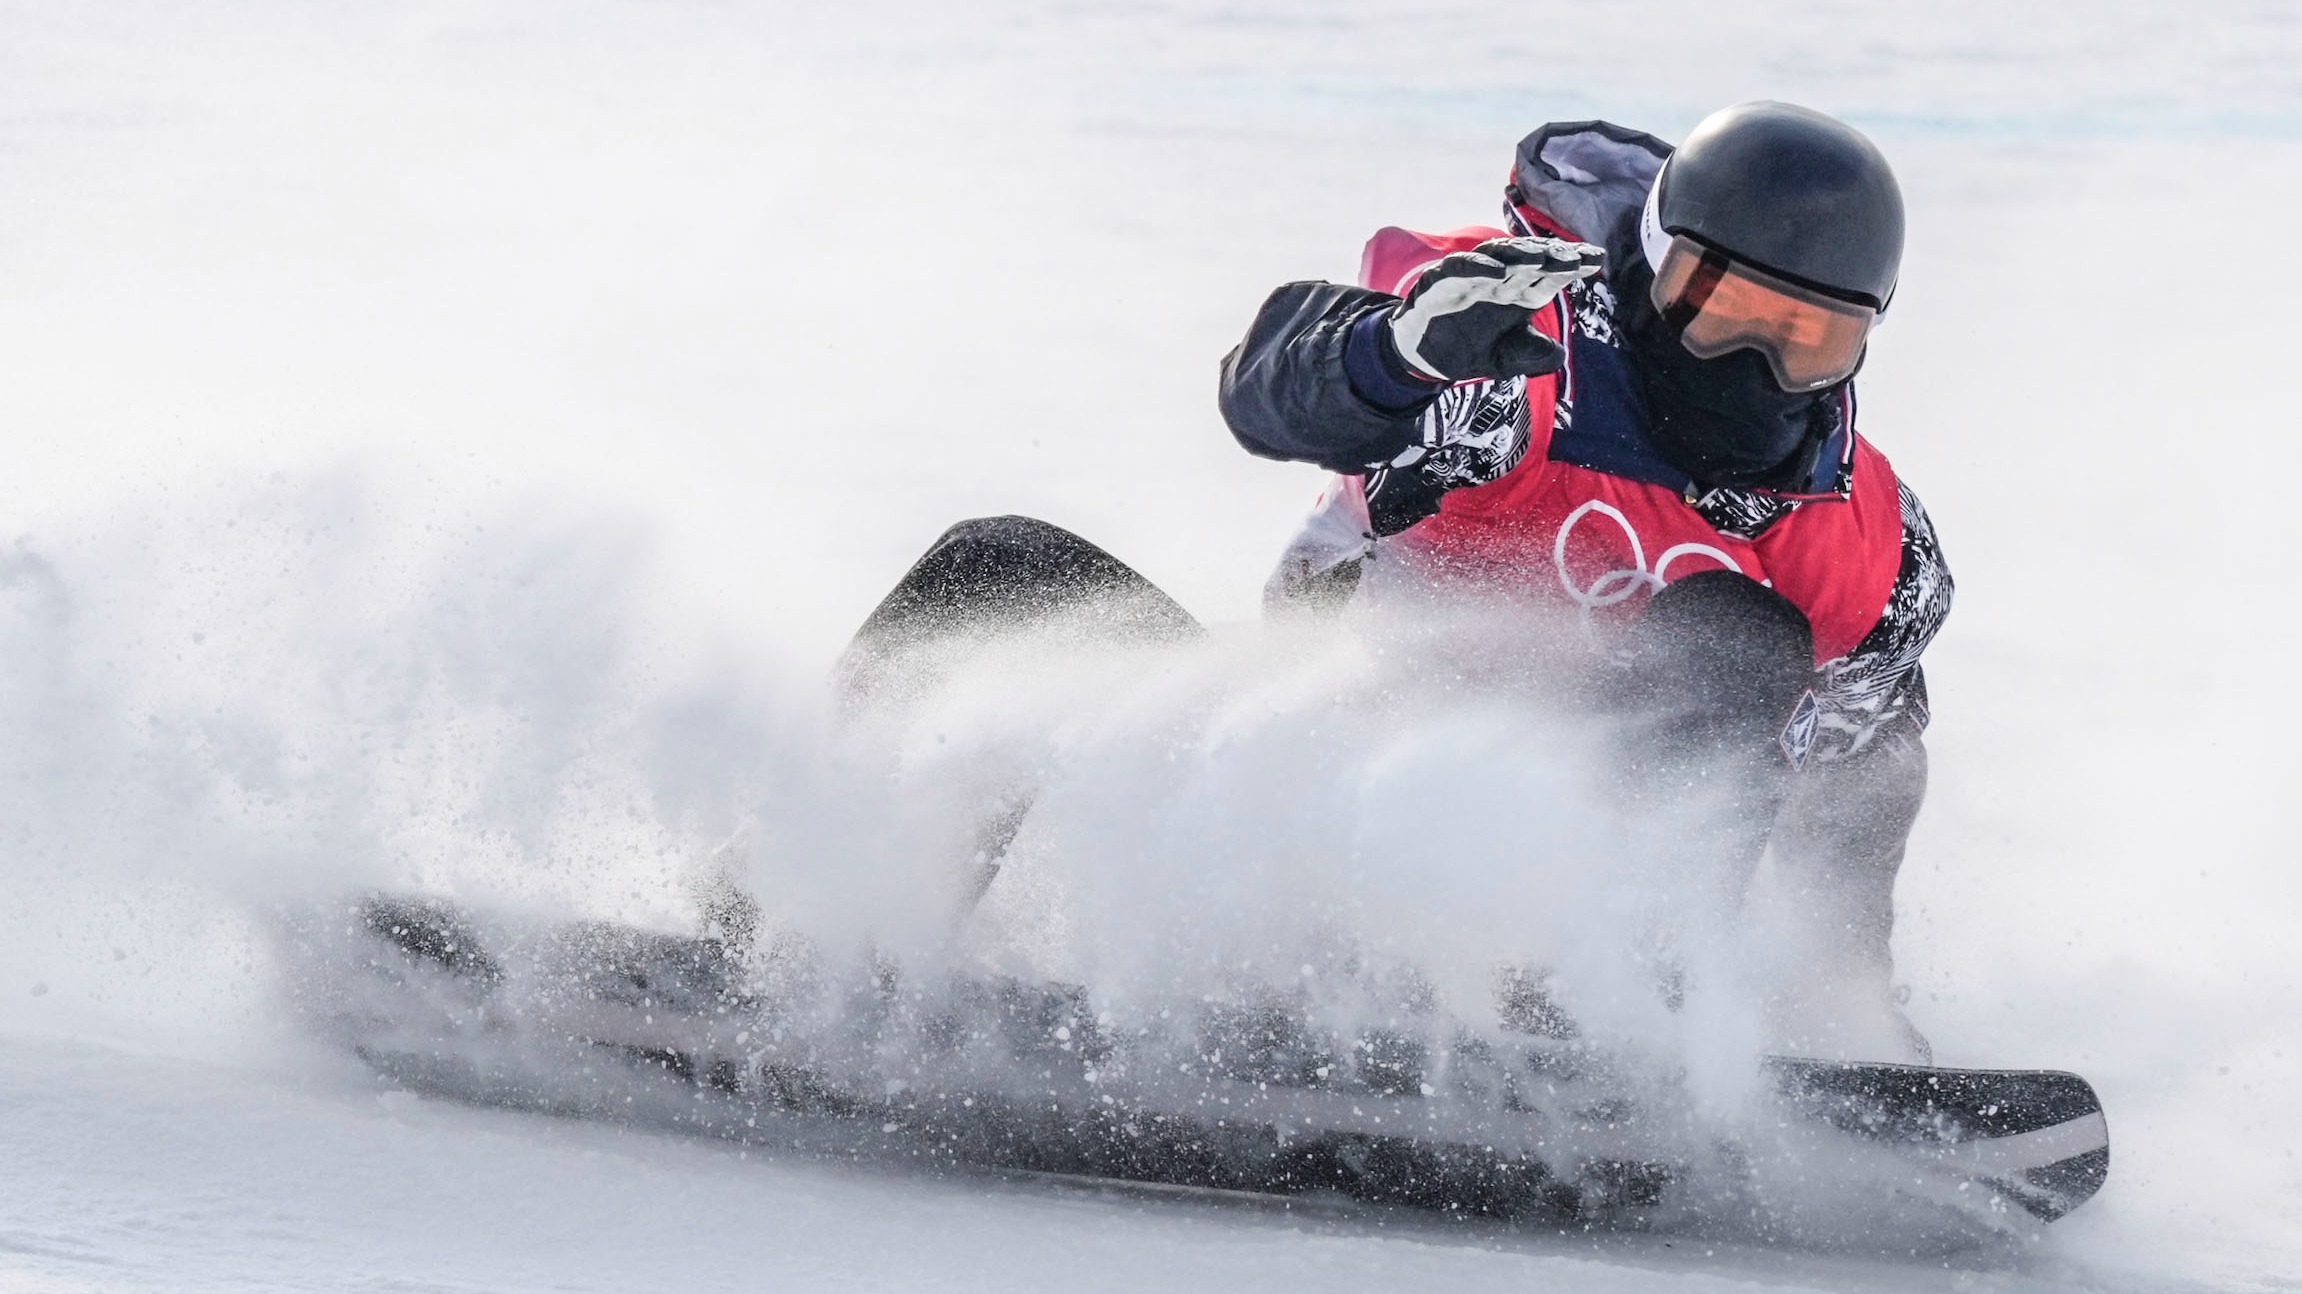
1616, 569, 1817, 776
1609, 569, 1821, 906
1613, 569, 1929, 1054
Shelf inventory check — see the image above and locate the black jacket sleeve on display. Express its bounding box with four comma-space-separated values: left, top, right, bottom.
1217, 282, 1440, 473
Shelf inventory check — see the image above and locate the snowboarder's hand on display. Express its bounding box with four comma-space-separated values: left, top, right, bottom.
1387, 237, 1604, 382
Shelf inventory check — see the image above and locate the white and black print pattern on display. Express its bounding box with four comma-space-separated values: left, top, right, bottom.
1571, 276, 1620, 347
1363, 376, 1531, 536
1418, 378, 1532, 487
1690, 486, 1801, 541
1809, 479, 1953, 761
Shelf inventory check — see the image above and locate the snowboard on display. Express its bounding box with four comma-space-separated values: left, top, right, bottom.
288, 893, 2109, 1237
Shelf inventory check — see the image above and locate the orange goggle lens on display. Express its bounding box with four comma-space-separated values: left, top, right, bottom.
1649, 234, 1876, 393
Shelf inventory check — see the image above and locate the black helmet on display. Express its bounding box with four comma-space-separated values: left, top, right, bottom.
1647, 102, 1902, 311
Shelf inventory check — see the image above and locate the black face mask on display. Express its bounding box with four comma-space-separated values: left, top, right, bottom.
1612, 251, 1844, 492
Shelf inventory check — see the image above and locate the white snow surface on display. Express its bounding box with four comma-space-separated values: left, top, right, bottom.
1, 0, 2299, 1290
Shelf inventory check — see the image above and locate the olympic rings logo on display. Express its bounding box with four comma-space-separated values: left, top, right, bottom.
1552, 499, 1743, 612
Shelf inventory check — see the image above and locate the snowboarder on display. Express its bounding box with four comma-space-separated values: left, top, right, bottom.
1216, 102, 1948, 1059
845, 103, 1947, 1061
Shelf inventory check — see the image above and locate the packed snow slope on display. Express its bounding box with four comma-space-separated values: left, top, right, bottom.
0, 0, 2297, 1290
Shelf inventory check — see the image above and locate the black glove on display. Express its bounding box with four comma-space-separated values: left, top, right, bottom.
1387, 236, 1604, 382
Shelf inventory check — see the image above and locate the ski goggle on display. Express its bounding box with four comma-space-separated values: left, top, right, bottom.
1648, 233, 1877, 393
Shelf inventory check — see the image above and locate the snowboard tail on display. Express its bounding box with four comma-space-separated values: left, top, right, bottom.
1765, 1056, 2109, 1222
